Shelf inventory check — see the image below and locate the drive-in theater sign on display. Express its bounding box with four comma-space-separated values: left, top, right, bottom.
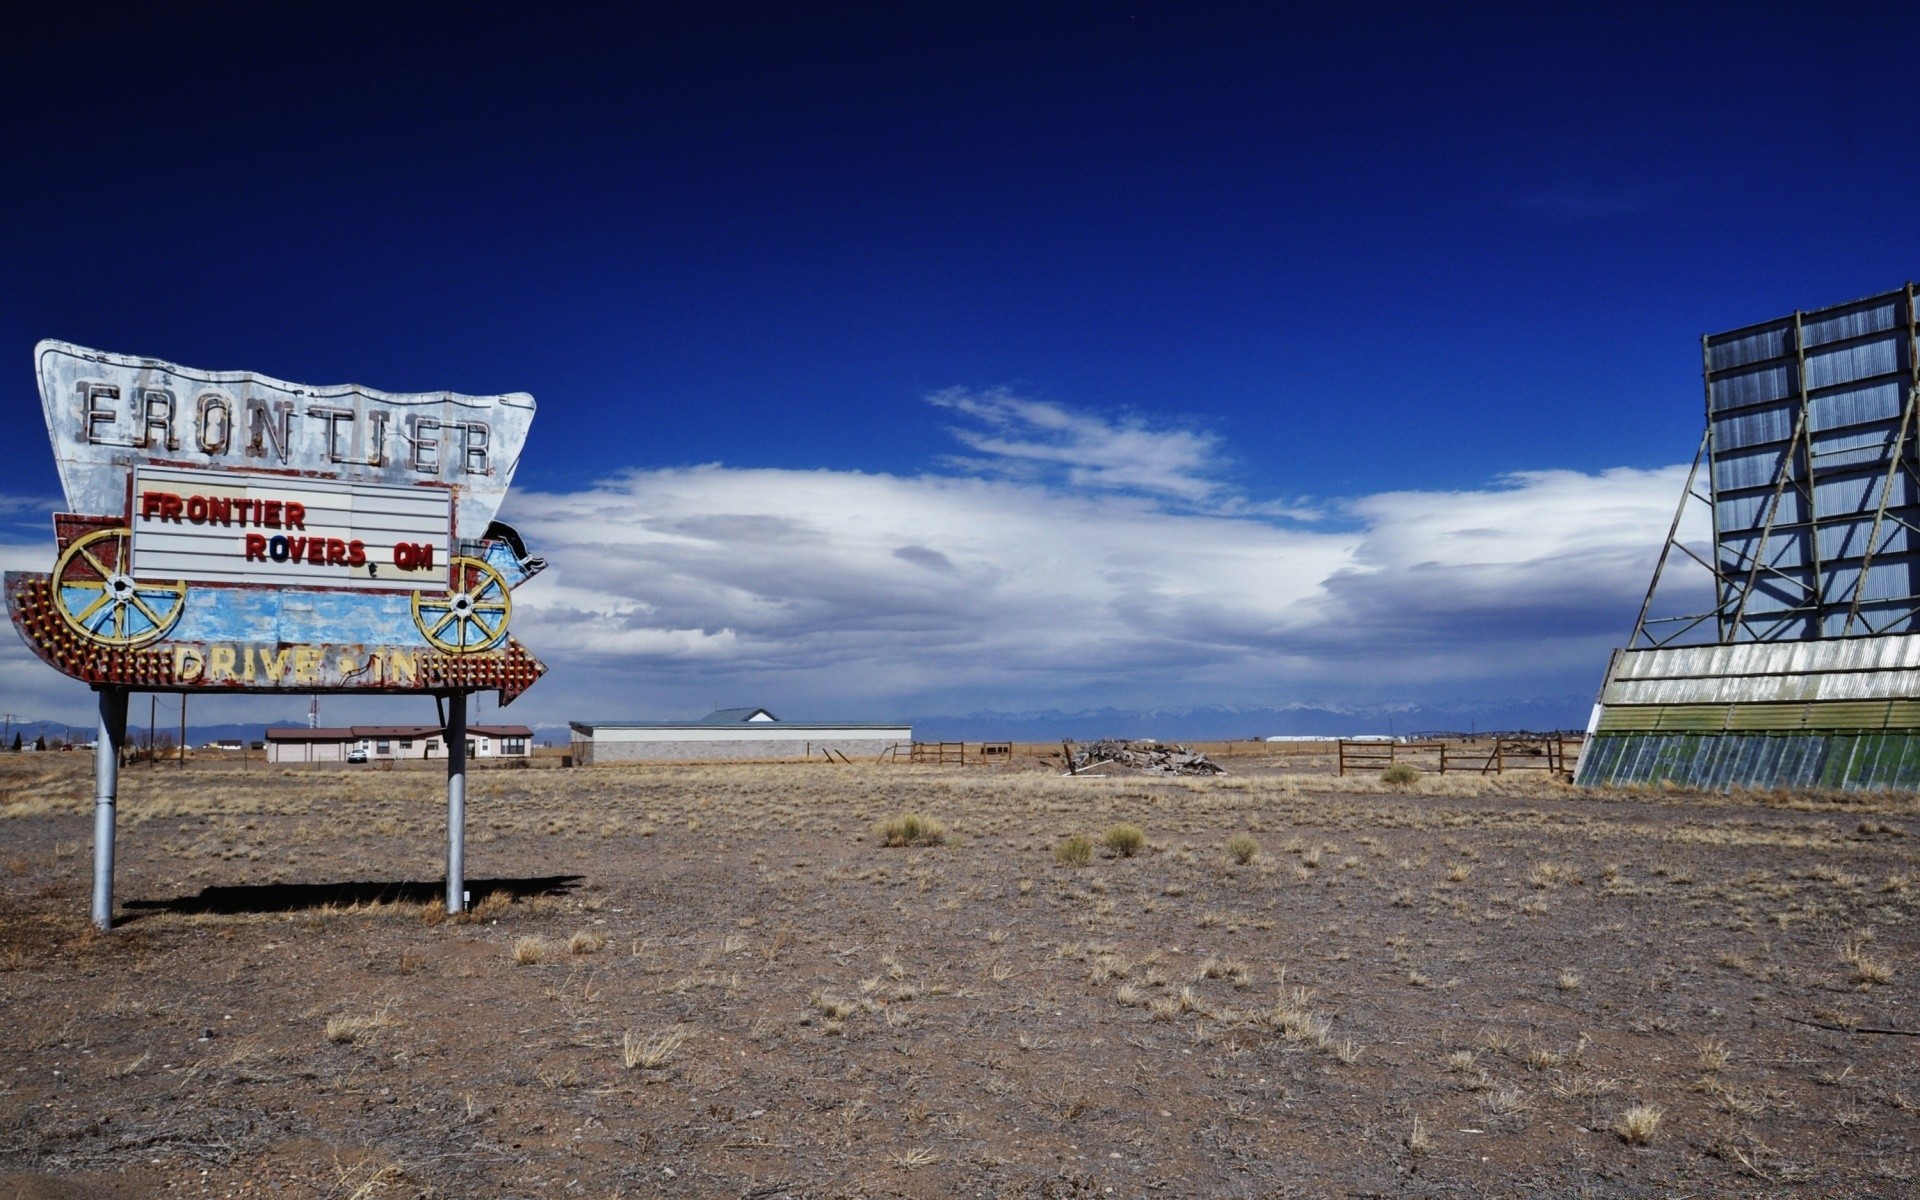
5, 341, 548, 927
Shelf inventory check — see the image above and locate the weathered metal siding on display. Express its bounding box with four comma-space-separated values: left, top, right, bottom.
1586, 287, 1920, 790
1602, 634, 1920, 704
1577, 731, 1920, 790
1597, 698, 1920, 732
1579, 629, 1920, 789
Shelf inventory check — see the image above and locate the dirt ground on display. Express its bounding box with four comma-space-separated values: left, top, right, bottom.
1, 749, 1917, 1198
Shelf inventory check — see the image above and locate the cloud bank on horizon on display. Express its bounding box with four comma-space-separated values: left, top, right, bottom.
0, 393, 1706, 728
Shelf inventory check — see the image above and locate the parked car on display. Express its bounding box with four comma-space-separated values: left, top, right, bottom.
346, 748, 368, 764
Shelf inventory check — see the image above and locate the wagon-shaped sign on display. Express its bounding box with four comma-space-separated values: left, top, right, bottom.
8, 341, 547, 702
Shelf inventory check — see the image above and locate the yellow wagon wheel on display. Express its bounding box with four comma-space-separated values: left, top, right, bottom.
52, 527, 187, 648
412, 555, 513, 654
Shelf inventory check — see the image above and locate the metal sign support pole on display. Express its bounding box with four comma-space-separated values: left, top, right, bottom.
446, 690, 468, 915
91, 687, 129, 929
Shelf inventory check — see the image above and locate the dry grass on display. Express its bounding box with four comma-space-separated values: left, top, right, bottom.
1405, 1114, 1431, 1155
1696, 1037, 1730, 1072
1101, 823, 1146, 858
2, 752, 1916, 1196
568, 929, 606, 954
878, 813, 947, 847
622, 1027, 689, 1070
471, 890, 512, 921
324, 1002, 398, 1045
1615, 1103, 1664, 1145
1842, 933, 1894, 986
1487, 1086, 1530, 1116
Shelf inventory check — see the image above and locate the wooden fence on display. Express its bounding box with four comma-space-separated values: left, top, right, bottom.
1338, 736, 1576, 779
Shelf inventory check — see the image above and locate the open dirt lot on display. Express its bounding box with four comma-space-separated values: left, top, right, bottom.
2, 750, 1917, 1197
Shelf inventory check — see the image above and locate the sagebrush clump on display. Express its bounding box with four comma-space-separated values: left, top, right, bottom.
1382, 763, 1420, 785
1615, 1103, 1663, 1145
1101, 823, 1146, 857
1054, 835, 1093, 867
1226, 833, 1259, 865
878, 813, 947, 847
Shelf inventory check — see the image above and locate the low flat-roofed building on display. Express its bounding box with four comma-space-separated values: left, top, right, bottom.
265, 724, 533, 763
569, 707, 910, 764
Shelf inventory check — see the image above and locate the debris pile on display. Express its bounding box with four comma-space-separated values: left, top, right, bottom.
1066, 739, 1224, 776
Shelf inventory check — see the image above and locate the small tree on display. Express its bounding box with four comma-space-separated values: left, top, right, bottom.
33, 735, 46, 751
8, 732, 19, 752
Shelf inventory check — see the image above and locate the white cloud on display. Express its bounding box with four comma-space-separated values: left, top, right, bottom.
498, 413, 1697, 721
0, 395, 1700, 727
928, 388, 1228, 504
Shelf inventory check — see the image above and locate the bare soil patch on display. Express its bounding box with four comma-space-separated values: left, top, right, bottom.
2, 753, 1917, 1196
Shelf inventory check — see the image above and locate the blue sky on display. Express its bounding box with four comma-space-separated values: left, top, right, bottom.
1, 4, 1913, 731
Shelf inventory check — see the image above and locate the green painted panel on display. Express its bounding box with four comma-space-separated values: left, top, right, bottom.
1725, 703, 1806, 731
1577, 730, 1920, 791
1805, 701, 1893, 730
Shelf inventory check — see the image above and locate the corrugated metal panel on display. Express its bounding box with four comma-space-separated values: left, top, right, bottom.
1595, 698, 1920, 732
1700, 287, 1918, 641
1711, 404, 1796, 447
1852, 559, 1920, 603
1576, 731, 1920, 790
1807, 700, 1894, 728
1886, 698, 1920, 724
1600, 289, 1920, 791
1612, 634, 1920, 679
1707, 326, 1792, 372
1716, 492, 1805, 530
1665, 705, 1734, 730
1710, 362, 1798, 413
1813, 472, 1898, 517
1780, 736, 1822, 786
1714, 446, 1796, 491
1803, 338, 1901, 390
1725, 703, 1808, 731
1816, 521, 1914, 561
1809, 426, 1898, 473
1801, 297, 1901, 347
1809, 380, 1904, 430
1606, 672, 1920, 704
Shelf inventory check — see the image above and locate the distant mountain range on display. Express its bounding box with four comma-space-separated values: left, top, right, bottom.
903, 700, 1592, 742
0, 698, 1590, 751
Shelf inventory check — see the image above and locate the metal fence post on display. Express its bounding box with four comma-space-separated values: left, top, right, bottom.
92, 687, 129, 930
446, 691, 468, 915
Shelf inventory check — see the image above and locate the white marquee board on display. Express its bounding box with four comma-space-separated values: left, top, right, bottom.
130, 465, 452, 592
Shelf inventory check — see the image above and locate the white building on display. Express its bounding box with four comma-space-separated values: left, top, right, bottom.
265, 724, 533, 763
1265, 735, 1404, 743
569, 708, 910, 764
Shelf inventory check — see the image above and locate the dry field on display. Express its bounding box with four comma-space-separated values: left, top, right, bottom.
1, 750, 1917, 1198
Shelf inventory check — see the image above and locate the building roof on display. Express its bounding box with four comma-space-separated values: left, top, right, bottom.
572, 707, 811, 731
700, 707, 779, 724
569, 717, 908, 734
265, 724, 533, 742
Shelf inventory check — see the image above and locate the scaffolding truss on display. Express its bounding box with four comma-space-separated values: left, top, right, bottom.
1632, 285, 1920, 649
